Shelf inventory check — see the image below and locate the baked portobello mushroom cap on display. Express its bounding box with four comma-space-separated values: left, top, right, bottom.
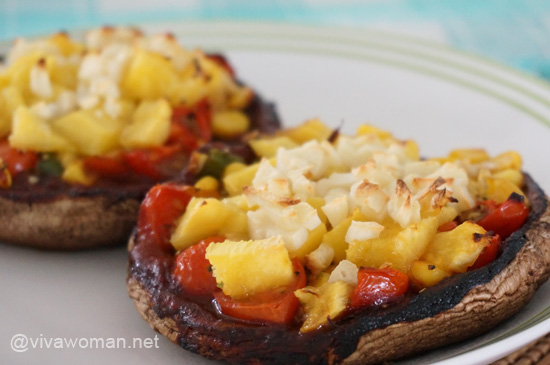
0, 94, 280, 250
127, 173, 550, 364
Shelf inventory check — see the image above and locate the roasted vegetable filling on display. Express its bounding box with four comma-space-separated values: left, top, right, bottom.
137, 120, 529, 333
0, 27, 255, 187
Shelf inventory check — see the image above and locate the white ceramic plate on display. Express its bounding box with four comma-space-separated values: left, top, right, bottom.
1, 22, 550, 365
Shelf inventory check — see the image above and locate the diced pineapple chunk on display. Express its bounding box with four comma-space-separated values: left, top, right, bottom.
62, 160, 95, 185
410, 260, 451, 288
249, 136, 299, 158
121, 50, 178, 100
306, 196, 329, 226
322, 216, 353, 263
227, 86, 253, 109
194, 176, 219, 191
295, 281, 354, 333
6, 53, 48, 99
492, 169, 523, 187
211, 110, 250, 139
223, 161, 261, 196
120, 99, 171, 149
52, 109, 122, 156
170, 197, 247, 250
293, 223, 327, 259
491, 151, 522, 171
169, 77, 208, 107
205, 236, 294, 299
48, 32, 84, 56
485, 177, 526, 204
283, 119, 332, 144
356, 124, 393, 140
346, 216, 439, 274
422, 221, 489, 273
448, 148, 490, 164
9, 107, 74, 152
321, 209, 367, 263
0, 86, 25, 137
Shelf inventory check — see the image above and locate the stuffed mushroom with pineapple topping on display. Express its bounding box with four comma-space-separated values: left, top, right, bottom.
128, 120, 550, 364
0, 26, 279, 249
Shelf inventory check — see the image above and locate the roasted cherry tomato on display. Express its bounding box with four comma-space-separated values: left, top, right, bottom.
83, 153, 129, 179
123, 145, 181, 180
469, 234, 502, 270
170, 98, 212, 147
173, 236, 225, 296
0, 140, 38, 176
137, 183, 197, 249
477, 193, 529, 239
213, 259, 306, 325
350, 267, 409, 309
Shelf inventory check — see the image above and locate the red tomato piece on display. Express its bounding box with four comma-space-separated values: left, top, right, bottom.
213, 259, 306, 325
350, 267, 409, 309
0, 140, 38, 176
83, 154, 129, 179
468, 234, 502, 270
477, 193, 529, 239
123, 145, 181, 180
137, 183, 196, 249
170, 99, 212, 148
173, 236, 225, 297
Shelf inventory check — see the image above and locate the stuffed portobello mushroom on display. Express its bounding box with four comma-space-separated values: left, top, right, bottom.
127, 121, 550, 364
0, 26, 280, 249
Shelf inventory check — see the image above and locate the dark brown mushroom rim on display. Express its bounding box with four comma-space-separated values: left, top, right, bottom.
0, 93, 280, 250
127, 173, 550, 364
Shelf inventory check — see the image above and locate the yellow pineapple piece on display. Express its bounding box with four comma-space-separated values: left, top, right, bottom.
356, 124, 393, 140
249, 136, 299, 158
492, 169, 523, 187
121, 49, 178, 100
491, 151, 522, 172
248, 136, 298, 158
52, 109, 123, 156
322, 217, 352, 263
223, 161, 261, 196
227, 86, 253, 109
211, 110, 250, 139
194, 176, 219, 191
6, 53, 47, 99
485, 177, 526, 204
205, 236, 294, 299
62, 160, 95, 185
50, 60, 79, 90
120, 99, 171, 149
403, 140, 420, 160
422, 221, 490, 273
0, 86, 25, 137
295, 281, 354, 333
410, 260, 451, 288
48, 32, 84, 56
170, 197, 248, 250
293, 223, 328, 260
169, 77, 208, 107
306, 196, 329, 226
9, 107, 74, 152
448, 148, 490, 164
283, 119, 332, 144
346, 216, 439, 274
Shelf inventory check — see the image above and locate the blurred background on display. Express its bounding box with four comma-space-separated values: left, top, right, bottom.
1, 0, 550, 82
